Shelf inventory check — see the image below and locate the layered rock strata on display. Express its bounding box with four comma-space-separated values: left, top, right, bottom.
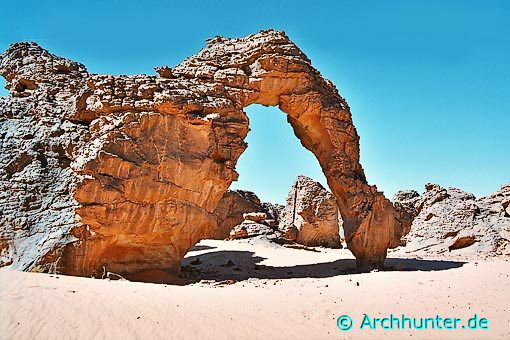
0, 30, 410, 278
393, 184, 510, 256
229, 213, 277, 240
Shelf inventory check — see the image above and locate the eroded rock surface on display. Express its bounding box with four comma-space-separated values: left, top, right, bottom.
213, 190, 262, 239
213, 190, 284, 239
0, 30, 409, 279
0, 44, 88, 271
279, 176, 341, 248
260, 202, 284, 228
393, 183, 510, 257
229, 214, 277, 240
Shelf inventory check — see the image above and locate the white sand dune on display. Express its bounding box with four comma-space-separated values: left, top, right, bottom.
1, 238, 509, 340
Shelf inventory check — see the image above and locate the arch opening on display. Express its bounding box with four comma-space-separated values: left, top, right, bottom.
230, 104, 328, 204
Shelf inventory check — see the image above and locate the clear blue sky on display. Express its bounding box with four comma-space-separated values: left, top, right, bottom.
1, 1, 509, 204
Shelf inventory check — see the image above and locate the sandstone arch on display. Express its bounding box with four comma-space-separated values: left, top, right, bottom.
0, 30, 411, 279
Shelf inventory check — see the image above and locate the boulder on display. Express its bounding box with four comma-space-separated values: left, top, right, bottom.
213, 190, 284, 239
243, 212, 267, 223
261, 202, 285, 226
229, 220, 276, 240
213, 190, 262, 239
279, 176, 341, 248
228, 211, 277, 240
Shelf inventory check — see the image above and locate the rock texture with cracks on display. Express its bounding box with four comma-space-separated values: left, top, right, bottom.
279, 176, 342, 248
393, 183, 510, 257
213, 190, 263, 239
0, 30, 410, 279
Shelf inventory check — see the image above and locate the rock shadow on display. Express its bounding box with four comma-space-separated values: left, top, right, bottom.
181, 250, 466, 283
384, 257, 465, 271
189, 244, 217, 252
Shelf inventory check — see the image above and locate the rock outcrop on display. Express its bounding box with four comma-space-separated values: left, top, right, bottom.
229, 213, 277, 240
213, 190, 284, 239
393, 183, 510, 257
0, 30, 409, 279
279, 176, 342, 248
213, 190, 262, 239
260, 202, 284, 227
243, 212, 267, 223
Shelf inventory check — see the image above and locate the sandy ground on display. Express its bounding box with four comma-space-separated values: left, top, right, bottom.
1, 238, 509, 340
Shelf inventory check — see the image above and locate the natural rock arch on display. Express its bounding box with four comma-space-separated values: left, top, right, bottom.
0, 30, 411, 280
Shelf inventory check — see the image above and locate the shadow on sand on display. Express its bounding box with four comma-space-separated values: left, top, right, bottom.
188, 244, 217, 252
181, 250, 466, 283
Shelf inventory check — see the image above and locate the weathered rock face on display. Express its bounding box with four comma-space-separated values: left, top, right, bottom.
0, 30, 409, 278
0, 44, 88, 271
213, 190, 284, 239
213, 190, 262, 239
260, 202, 285, 226
279, 176, 341, 248
243, 212, 267, 223
393, 183, 510, 257
229, 213, 277, 240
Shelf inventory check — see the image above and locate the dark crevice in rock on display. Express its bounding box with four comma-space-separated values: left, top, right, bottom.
5, 152, 33, 178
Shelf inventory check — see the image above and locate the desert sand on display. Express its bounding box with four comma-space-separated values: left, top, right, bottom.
1, 238, 509, 340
